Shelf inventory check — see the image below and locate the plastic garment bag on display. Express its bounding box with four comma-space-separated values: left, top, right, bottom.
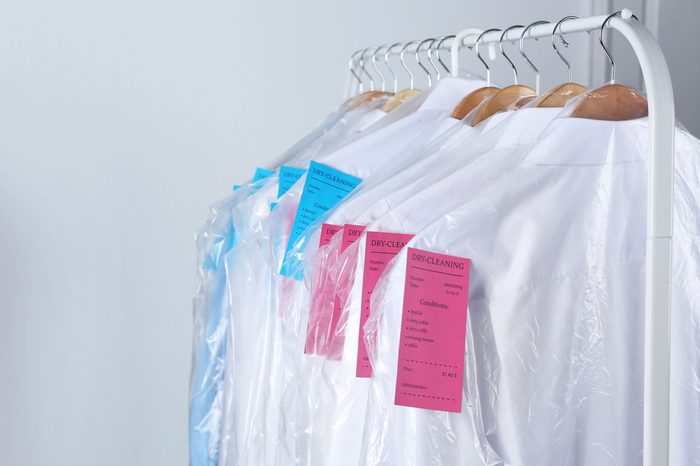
222, 78, 489, 466
276, 120, 471, 466
297, 107, 562, 466
362, 115, 700, 465
190, 98, 388, 466
190, 177, 274, 466
213, 97, 391, 466
224, 109, 456, 466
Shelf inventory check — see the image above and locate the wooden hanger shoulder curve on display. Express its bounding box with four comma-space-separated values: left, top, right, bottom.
470, 84, 535, 126
533, 82, 587, 108
451, 86, 500, 120
571, 84, 648, 121
382, 89, 421, 112
344, 90, 393, 110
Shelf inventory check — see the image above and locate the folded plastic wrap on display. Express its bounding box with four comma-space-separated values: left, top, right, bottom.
216, 98, 393, 466
190, 177, 274, 466
271, 106, 568, 466
362, 117, 700, 465
190, 97, 393, 466
272, 113, 471, 465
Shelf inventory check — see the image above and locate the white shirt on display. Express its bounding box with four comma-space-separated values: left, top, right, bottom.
224, 78, 489, 466
303, 107, 562, 466
362, 117, 700, 465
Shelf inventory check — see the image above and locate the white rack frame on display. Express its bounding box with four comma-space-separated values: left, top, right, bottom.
346, 9, 675, 466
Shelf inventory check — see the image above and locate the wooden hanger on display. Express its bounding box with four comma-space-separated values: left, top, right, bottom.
532, 16, 588, 108
533, 82, 587, 108
382, 89, 421, 112
571, 84, 648, 120
345, 90, 393, 110
451, 86, 500, 119
469, 25, 536, 126
572, 12, 648, 121
380, 40, 425, 112
448, 28, 504, 121
343, 47, 395, 110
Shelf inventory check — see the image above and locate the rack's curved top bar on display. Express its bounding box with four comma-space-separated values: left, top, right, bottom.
344, 10, 674, 465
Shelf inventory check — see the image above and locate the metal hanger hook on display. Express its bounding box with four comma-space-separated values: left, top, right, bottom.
552, 16, 579, 83
475, 28, 502, 87
359, 48, 375, 91
384, 42, 403, 93
428, 37, 444, 81
520, 20, 549, 95
371, 45, 389, 92
436, 35, 454, 75
600, 10, 638, 84
500, 25, 524, 85
349, 50, 364, 93
400, 40, 421, 89
416, 38, 436, 87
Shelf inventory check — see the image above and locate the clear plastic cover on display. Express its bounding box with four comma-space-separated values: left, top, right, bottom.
363, 115, 700, 465
198, 83, 700, 466
190, 98, 389, 466
190, 178, 272, 466
288, 105, 568, 466
216, 96, 398, 466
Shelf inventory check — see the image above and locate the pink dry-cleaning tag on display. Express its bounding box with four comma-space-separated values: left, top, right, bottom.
304, 223, 343, 355
357, 231, 414, 378
394, 248, 470, 413
325, 224, 366, 359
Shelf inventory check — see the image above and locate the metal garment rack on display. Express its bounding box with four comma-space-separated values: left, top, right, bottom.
345, 9, 674, 466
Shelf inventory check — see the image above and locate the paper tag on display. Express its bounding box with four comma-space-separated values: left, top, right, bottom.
253, 167, 275, 183
356, 231, 414, 377
278, 166, 307, 198
326, 224, 366, 359
304, 223, 343, 356
248, 167, 275, 197
320, 223, 343, 246
233, 184, 241, 191
394, 248, 470, 413
280, 161, 361, 277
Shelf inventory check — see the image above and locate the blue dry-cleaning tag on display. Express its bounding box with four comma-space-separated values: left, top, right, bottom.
280, 161, 362, 278
253, 167, 275, 183
248, 167, 275, 197
233, 184, 241, 191
278, 166, 307, 198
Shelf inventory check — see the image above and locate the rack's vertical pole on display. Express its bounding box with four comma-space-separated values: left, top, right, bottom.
613, 10, 675, 466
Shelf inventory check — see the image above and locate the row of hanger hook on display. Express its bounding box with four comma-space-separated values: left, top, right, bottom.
350, 11, 637, 94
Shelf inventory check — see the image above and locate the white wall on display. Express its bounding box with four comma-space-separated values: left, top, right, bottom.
0, 1, 695, 465
655, 0, 700, 135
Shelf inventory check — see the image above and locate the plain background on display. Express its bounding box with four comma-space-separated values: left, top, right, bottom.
1, 0, 697, 465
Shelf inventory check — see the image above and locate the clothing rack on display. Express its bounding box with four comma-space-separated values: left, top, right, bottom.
344, 9, 675, 466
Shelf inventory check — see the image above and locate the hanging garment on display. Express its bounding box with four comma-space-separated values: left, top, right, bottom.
214, 95, 392, 466
298, 106, 563, 466
221, 77, 488, 466
190, 97, 388, 466
361, 115, 700, 465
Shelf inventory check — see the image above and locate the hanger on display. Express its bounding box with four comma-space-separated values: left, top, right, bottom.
382, 40, 424, 112
427, 37, 446, 81
451, 28, 502, 120
348, 47, 393, 108
572, 10, 648, 120
502, 20, 552, 110
342, 50, 365, 108
416, 38, 437, 88
435, 35, 455, 77
532, 16, 587, 108
371, 44, 394, 94
470, 24, 538, 125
